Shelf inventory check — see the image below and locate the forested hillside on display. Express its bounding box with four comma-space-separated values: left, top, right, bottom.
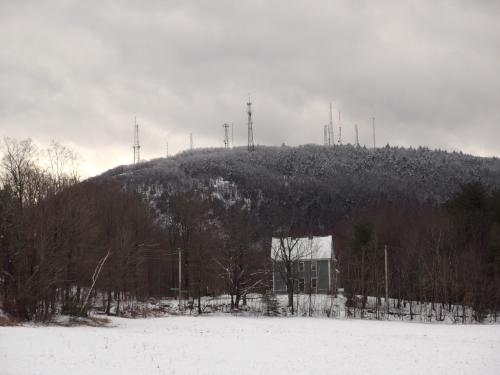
105, 144, 500, 229
2, 140, 500, 321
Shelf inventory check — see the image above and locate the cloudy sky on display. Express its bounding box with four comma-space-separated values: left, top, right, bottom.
1, 1, 499, 177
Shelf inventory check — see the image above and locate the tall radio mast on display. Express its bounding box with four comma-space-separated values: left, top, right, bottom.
372, 116, 376, 149
223, 123, 230, 149
328, 103, 334, 146
247, 95, 254, 151
133, 117, 140, 164
354, 124, 359, 147
338, 111, 342, 145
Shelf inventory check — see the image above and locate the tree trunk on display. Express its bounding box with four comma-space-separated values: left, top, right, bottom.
287, 279, 294, 315
197, 290, 202, 314
116, 290, 121, 317
105, 289, 112, 315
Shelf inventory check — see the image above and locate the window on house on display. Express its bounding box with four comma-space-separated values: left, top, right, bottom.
311, 278, 318, 290
298, 261, 305, 272
311, 261, 317, 272
299, 278, 305, 293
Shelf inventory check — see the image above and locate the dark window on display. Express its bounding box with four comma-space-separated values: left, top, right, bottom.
311, 261, 317, 272
311, 278, 318, 289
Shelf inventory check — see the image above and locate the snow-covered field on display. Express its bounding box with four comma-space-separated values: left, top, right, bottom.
1, 317, 499, 375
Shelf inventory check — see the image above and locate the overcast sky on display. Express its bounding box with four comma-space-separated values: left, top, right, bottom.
1, 1, 499, 177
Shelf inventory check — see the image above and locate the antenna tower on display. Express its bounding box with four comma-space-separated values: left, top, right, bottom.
338, 111, 342, 145
231, 122, 234, 148
133, 116, 140, 164
354, 124, 359, 147
328, 103, 334, 146
223, 123, 230, 149
372, 116, 376, 149
247, 95, 254, 151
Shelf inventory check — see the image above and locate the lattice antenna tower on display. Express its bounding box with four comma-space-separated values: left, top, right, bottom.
133, 116, 141, 164
247, 94, 255, 151
338, 111, 342, 145
328, 103, 334, 146
231, 122, 234, 148
372, 116, 376, 149
354, 124, 359, 147
223, 123, 230, 149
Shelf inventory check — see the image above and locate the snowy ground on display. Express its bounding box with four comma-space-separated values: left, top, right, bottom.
1, 316, 499, 375
88, 293, 497, 323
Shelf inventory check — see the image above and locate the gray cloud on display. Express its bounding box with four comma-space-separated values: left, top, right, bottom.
1, 0, 499, 176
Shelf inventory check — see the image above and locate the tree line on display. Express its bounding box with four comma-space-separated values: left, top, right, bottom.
0, 138, 498, 322
335, 184, 500, 321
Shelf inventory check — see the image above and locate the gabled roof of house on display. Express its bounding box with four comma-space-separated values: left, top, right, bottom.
271, 235, 332, 261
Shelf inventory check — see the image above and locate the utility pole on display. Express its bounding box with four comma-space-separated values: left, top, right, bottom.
178, 248, 182, 309
308, 244, 313, 317
372, 116, 376, 149
323, 125, 328, 146
133, 117, 141, 164
223, 123, 230, 149
231, 122, 234, 148
332, 239, 338, 297
384, 244, 389, 317
247, 94, 254, 151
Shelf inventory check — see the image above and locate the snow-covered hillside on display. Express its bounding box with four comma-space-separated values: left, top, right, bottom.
102, 144, 500, 223
2, 317, 499, 375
